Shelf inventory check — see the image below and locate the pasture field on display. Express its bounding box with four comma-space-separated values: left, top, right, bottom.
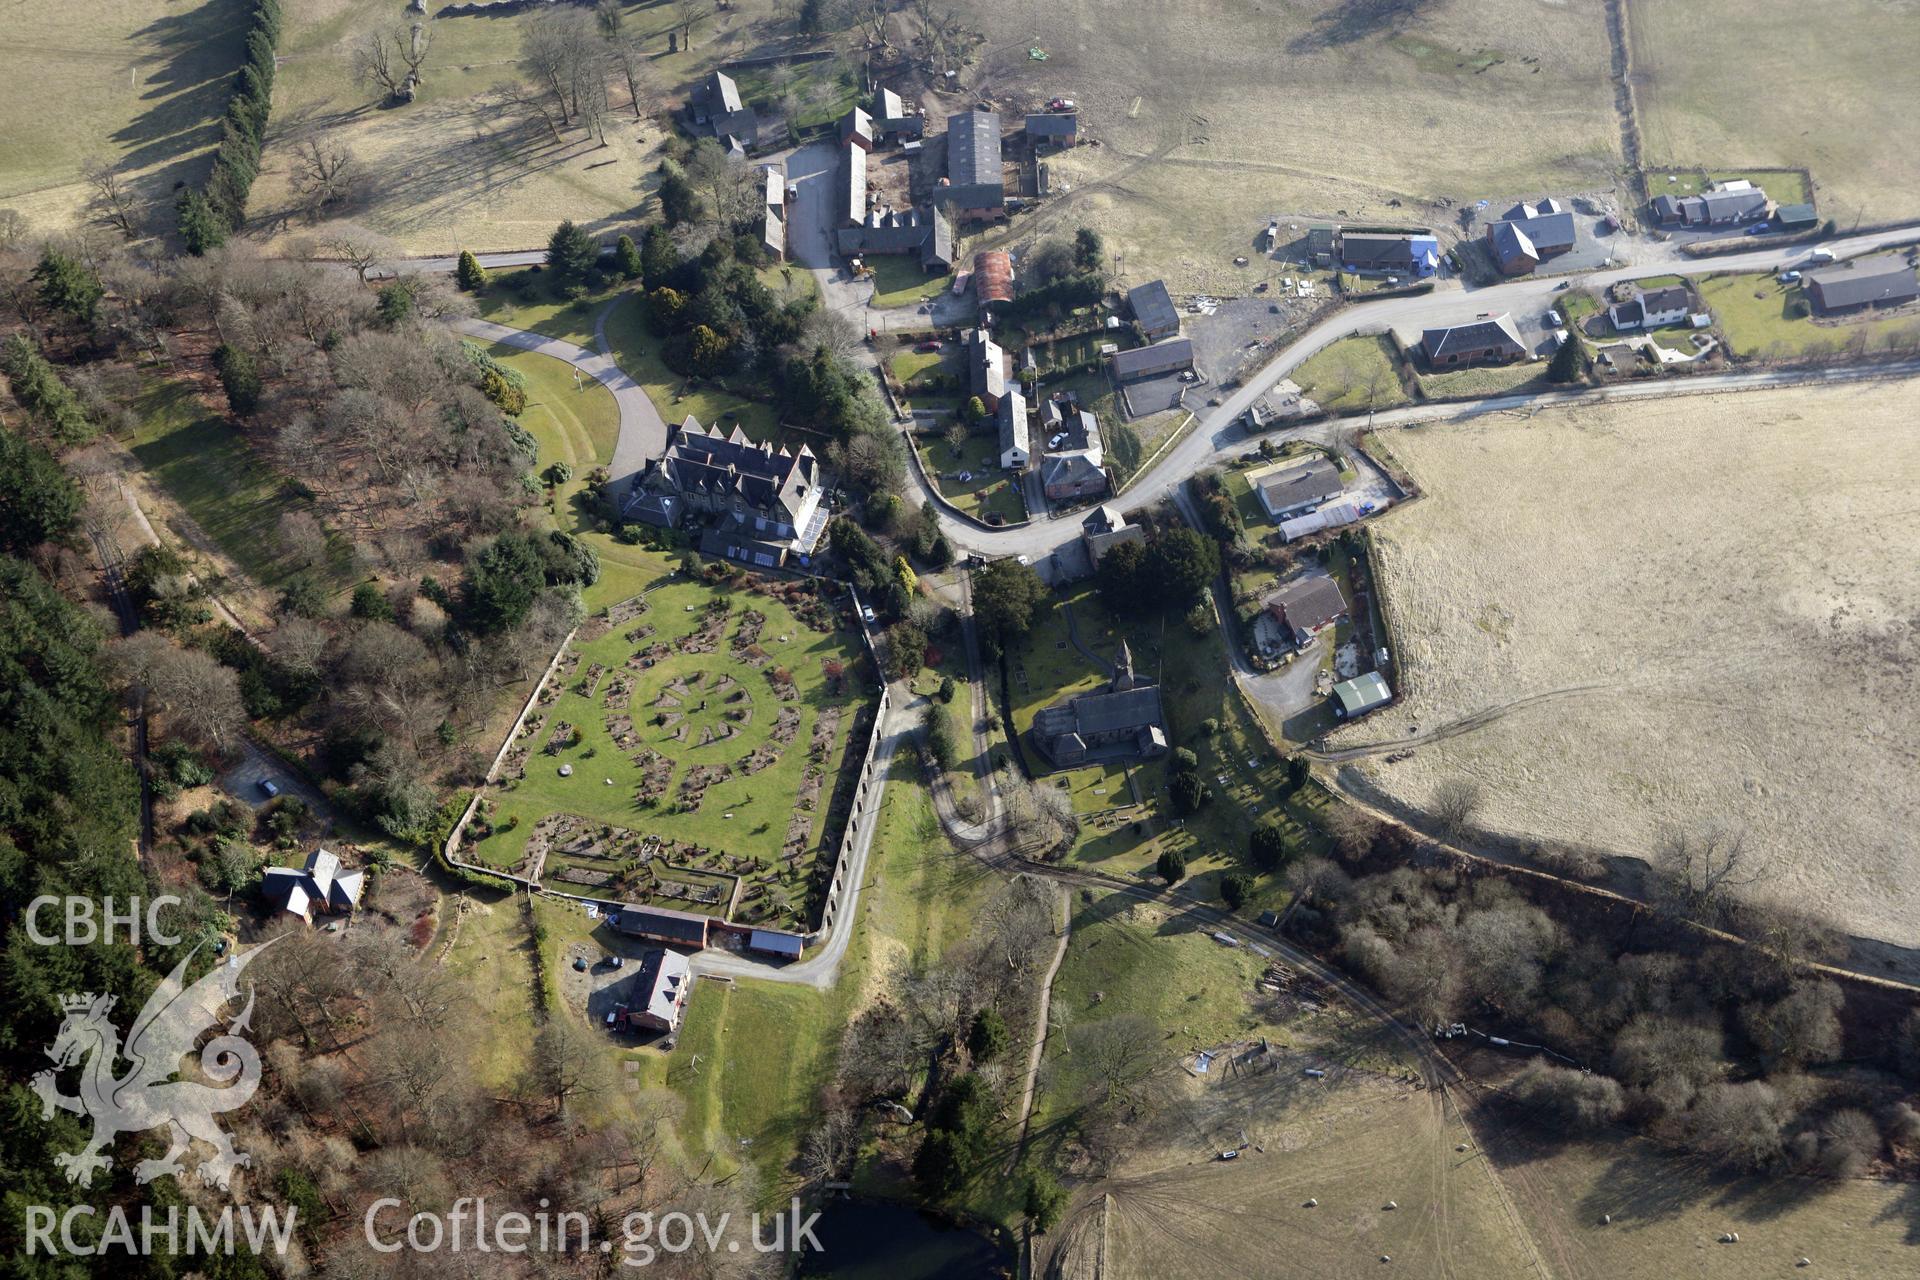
251, 0, 798, 251
955, 0, 1619, 293
464, 574, 875, 932
1335, 379, 1920, 950
1631, 0, 1920, 226
0, 0, 245, 235
1030, 892, 1539, 1279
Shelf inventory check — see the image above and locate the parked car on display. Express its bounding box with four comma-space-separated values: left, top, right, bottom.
258, 779, 280, 799
1545, 309, 1563, 326
1745, 222, 1771, 235
915, 340, 941, 352
1778, 270, 1801, 283
1358, 502, 1377, 516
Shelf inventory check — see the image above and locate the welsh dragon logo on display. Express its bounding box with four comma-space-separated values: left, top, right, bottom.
30, 939, 276, 1190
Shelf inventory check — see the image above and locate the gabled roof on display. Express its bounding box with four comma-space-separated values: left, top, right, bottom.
634, 948, 693, 1026
1637, 285, 1691, 315
661, 419, 817, 517
1026, 111, 1078, 137
998, 390, 1030, 457
840, 106, 874, 143
841, 140, 867, 224
1069, 684, 1162, 735
1267, 575, 1349, 634
612, 904, 710, 947
947, 109, 1002, 189
1083, 504, 1128, 536
1775, 202, 1817, 227
1259, 457, 1342, 513
969, 328, 1006, 402
748, 928, 805, 958
1042, 452, 1104, 490
875, 88, 905, 122
1490, 221, 1537, 267
1805, 254, 1920, 309
260, 848, 363, 919
1421, 314, 1525, 359
1128, 279, 1180, 335
1109, 338, 1194, 377
1339, 232, 1437, 268
1333, 671, 1392, 716
706, 72, 741, 116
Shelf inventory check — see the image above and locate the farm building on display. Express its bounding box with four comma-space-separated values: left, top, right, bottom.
937, 109, 1006, 221
686, 71, 758, 153
998, 390, 1031, 470
610, 903, 712, 949
1338, 231, 1439, 277
1109, 338, 1194, 383
1026, 111, 1078, 147
1266, 575, 1349, 646
1305, 224, 1338, 266
1031, 643, 1167, 768
1421, 315, 1526, 366
626, 948, 693, 1034
1128, 279, 1181, 341
760, 166, 786, 261
1331, 671, 1393, 719
1804, 254, 1920, 314
968, 328, 1008, 410
1081, 504, 1142, 565
1255, 457, 1343, 521
260, 849, 364, 924
873, 87, 923, 142
839, 141, 868, 227
1609, 283, 1691, 330
747, 929, 805, 960
974, 249, 1014, 305
835, 204, 953, 272
1774, 202, 1818, 231
1279, 500, 1359, 543
839, 106, 874, 150
1486, 200, 1576, 275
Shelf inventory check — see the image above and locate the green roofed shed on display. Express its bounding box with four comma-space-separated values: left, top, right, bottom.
1332, 671, 1392, 719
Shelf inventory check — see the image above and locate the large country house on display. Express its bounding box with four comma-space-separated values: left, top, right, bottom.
618, 418, 828, 568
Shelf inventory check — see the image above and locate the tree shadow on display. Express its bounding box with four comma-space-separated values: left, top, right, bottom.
1286, 0, 1442, 55
114, 0, 253, 193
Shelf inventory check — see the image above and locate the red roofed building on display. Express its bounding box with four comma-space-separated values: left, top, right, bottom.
973, 250, 1013, 306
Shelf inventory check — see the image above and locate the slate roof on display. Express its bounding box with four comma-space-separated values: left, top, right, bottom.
998, 390, 1030, 460
1267, 575, 1349, 635
834, 205, 952, 269
1109, 338, 1194, 379
969, 328, 1006, 403
840, 106, 873, 145
1026, 111, 1078, 137
1339, 232, 1437, 270
612, 904, 711, 947
633, 948, 693, 1028
1421, 314, 1525, 360
689, 71, 757, 146
748, 929, 805, 959
660, 419, 818, 521
1651, 194, 1681, 222
261, 849, 364, 919
1083, 504, 1128, 536
1128, 279, 1180, 336
1041, 452, 1105, 492
1258, 458, 1342, 515
947, 109, 1001, 188
875, 88, 905, 122
1490, 221, 1537, 268
1806, 254, 1920, 310
1774, 202, 1817, 227
1638, 285, 1691, 315
840, 140, 867, 225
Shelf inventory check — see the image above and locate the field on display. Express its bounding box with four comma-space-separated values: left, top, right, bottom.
1632, 0, 1920, 226
1414, 361, 1545, 399
0, 0, 246, 235
1335, 379, 1920, 951
1695, 272, 1920, 360
249, 0, 799, 251
1029, 892, 1540, 1279
1291, 334, 1411, 412
465, 574, 874, 932
956, 0, 1619, 293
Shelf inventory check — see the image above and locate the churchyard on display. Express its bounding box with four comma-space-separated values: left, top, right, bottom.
460, 572, 877, 932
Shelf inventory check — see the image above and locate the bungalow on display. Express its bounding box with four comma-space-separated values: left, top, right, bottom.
1026, 111, 1078, 147
1805, 254, 1920, 314
1331, 671, 1393, 719
1609, 283, 1691, 331
1266, 575, 1349, 647
1486, 201, 1576, 275
967, 327, 1007, 411
936, 109, 1006, 221
1081, 504, 1142, 566
1109, 338, 1194, 383
686, 71, 758, 152
610, 904, 711, 950
973, 249, 1014, 306
1256, 457, 1343, 521
998, 390, 1031, 470
626, 948, 693, 1034
1128, 279, 1180, 342
1338, 231, 1440, 277
260, 849, 364, 924
1420, 314, 1526, 366
1662, 183, 1770, 226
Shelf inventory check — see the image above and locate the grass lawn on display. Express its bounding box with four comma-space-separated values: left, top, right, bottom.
601, 290, 790, 443
1697, 270, 1920, 358
1291, 335, 1410, 413
868, 256, 949, 309
1009, 585, 1326, 906
1415, 361, 1546, 399
1649, 168, 1813, 209
467, 576, 875, 931
918, 432, 1026, 524
126, 379, 356, 595
889, 348, 946, 387
440, 887, 542, 1089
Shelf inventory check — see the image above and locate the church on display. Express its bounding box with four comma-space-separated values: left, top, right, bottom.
1029, 642, 1168, 768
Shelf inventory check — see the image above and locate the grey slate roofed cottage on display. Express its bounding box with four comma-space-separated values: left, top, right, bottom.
1804, 254, 1920, 312
1127, 279, 1180, 340
1109, 338, 1194, 381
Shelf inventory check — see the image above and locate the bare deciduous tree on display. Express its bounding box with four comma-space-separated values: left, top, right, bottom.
352, 30, 405, 100
798, 1107, 856, 1185
521, 8, 600, 130
1654, 822, 1761, 925
1429, 777, 1482, 839
290, 136, 361, 222
305, 222, 400, 284
676, 0, 716, 47
1063, 1013, 1160, 1119
80, 158, 142, 239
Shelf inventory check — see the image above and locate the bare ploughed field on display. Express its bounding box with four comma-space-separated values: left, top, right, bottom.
1338, 379, 1920, 949
955, 0, 1619, 294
